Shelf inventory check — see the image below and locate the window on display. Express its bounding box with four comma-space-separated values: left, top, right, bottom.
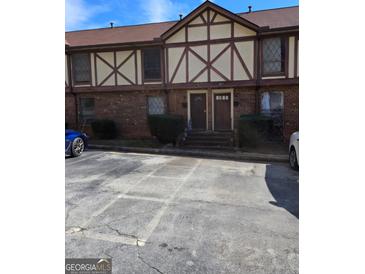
147, 96, 165, 115
79, 98, 95, 123
143, 48, 161, 81
72, 53, 91, 84
261, 91, 283, 114
262, 37, 286, 75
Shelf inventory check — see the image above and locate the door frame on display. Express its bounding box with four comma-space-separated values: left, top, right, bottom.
212, 89, 234, 131
187, 90, 208, 130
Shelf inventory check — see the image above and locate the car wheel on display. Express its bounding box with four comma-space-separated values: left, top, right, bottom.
71, 137, 84, 157
289, 147, 299, 170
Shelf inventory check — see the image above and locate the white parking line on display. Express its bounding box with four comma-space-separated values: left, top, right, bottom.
138, 159, 202, 243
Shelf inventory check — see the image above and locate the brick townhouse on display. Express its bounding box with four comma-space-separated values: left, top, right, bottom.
65, 1, 299, 142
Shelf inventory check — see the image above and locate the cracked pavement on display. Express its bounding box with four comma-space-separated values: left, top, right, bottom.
66, 150, 298, 273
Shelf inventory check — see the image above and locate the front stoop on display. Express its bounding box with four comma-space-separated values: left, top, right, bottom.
182, 131, 234, 151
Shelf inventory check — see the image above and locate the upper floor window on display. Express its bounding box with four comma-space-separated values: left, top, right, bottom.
262, 37, 286, 75
72, 53, 91, 84
143, 48, 161, 81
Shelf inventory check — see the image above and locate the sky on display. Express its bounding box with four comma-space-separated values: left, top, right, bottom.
65, 0, 299, 32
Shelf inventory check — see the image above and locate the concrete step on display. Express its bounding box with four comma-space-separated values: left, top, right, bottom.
181, 145, 235, 151
184, 140, 231, 146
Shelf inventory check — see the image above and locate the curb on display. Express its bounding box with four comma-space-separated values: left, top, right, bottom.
88, 144, 288, 163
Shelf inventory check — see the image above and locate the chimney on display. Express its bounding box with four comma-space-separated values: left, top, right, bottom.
248, 6, 252, 13
179, 14, 183, 20
110, 22, 114, 28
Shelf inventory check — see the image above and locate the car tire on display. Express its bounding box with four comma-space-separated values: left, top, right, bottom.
289, 147, 299, 170
71, 137, 85, 157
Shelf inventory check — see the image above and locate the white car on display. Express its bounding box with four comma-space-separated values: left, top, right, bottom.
289, 131, 299, 170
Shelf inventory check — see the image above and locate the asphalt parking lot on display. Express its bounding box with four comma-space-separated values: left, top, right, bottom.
66, 150, 298, 273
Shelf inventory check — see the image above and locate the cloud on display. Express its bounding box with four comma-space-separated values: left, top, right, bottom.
65, 0, 110, 30
140, 0, 189, 22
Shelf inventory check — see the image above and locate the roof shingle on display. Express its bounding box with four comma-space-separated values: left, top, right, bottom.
65, 6, 298, 48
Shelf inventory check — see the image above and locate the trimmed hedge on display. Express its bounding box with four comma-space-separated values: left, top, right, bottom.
148, 114, 185, 144
238, 114, 273, 147
91, 119, 118, 139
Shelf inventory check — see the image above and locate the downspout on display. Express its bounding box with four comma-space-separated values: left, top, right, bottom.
66, 50, 79, 129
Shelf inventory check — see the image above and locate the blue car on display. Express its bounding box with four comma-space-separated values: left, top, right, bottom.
65, 129, 88, 157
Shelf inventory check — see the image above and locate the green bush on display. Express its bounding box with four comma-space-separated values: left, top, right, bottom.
148, 114, 185, 144
239, 114, 273, 147
91, 119, 118, 139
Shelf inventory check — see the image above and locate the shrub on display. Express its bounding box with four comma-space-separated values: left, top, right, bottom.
91, 119, 118, 139
148, 114, 185, 144
239, 114, 273, 147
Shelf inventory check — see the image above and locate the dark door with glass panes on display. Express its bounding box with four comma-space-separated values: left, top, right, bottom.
214, 93, 231, 130
190, 93, 206, 130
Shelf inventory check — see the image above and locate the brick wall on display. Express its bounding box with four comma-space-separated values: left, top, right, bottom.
65, 94, 77, 129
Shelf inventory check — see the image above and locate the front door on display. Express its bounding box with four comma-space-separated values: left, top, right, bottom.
190, 93, 206, 130
214, 93, 231, 130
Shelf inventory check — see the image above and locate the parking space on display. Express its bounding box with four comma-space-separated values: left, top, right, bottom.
66, 150, 298, 273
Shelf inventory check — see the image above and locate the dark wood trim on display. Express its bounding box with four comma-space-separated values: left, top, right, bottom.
95, 53, 114, 70
71, 78, 298, 94
141, 49, 145, 85
211, 66, 230, 81
160, 1, 259, 40
188, 23, 207, 28
114, 51, 117, 85
95, 53, 115, 86
253, 39, 257, 79
190, 67, 208, 83
200, 13, 207, 24
294, 36, 298, 78
166, 48, 169, 82
164, 36, 256, 48
210, 43, 230, 64
160, 47, 165, 85
285, 36, 289, 78
207, 9, 211, 82
116, 70, 134, 85
135, 50, 138, 84
210, 21, 231, 26
98, 70, 115, 86
210, 11, 217, 23
232, 44, 253, 80
116, 50, 135, 70
188, 47, 207, 65
230, 42, 234, 81
186, 46, 189, 82
169, 48, 186, 83
94, 53, 98, 86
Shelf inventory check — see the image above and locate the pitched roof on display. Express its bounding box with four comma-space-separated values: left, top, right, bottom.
65, 6, 298, 48
238, 6, 299, 29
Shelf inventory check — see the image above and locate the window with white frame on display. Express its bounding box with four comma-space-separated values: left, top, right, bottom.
147, 96, 165, 115
262, 37, 286, 75
79, 98, 95, 123
261, 91, 283, 114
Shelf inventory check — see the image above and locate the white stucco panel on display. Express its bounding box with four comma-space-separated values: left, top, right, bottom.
212, 13, 229, 23
210, 69, 225, 82
188, 26, 207, 41
235, 41, 254, 77
96, 53, 114, 86
116, 51, 135, 84
137, 50, 141, 84
166, 28, 186, 44
188, 51, 206, 81
168, 47, 186, 83
234, 23, 256, 37
210, 24, 231, 40
193, 70, 207, 82
189, 16, 204, 25
210, 43, 229, 60
211, 49, 230, 79
189, 45, 208, 61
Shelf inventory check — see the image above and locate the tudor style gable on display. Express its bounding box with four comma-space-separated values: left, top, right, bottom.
162, 1, 258, 85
